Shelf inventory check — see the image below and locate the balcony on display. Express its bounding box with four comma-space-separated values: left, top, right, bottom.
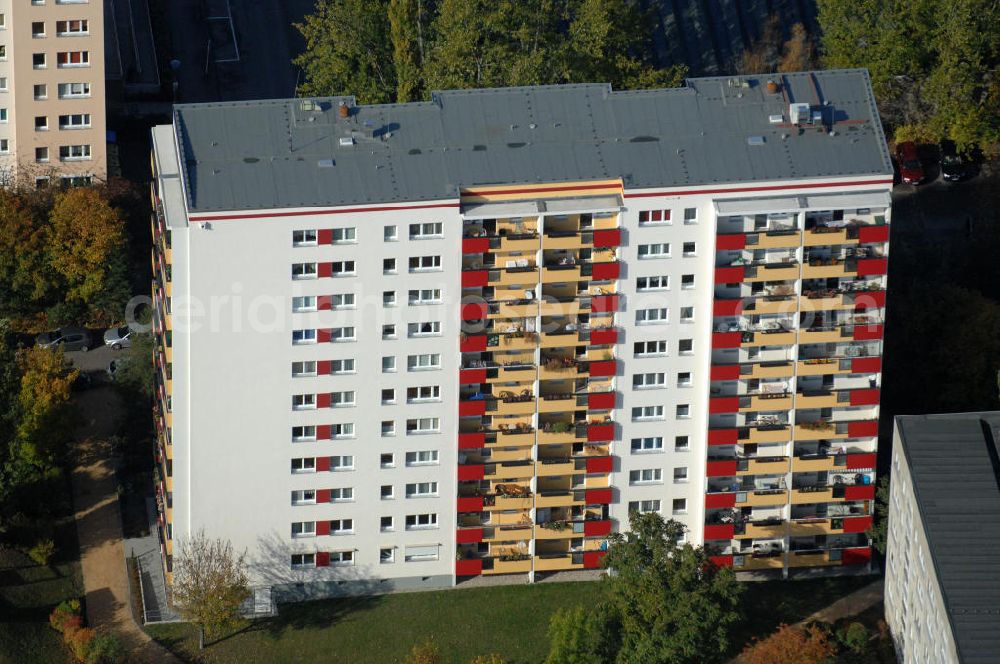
742, 295, 797, 315
535, 458, 578, 477
796, 358, 853, 376
798, 292, 854, 312
534, 554, 584, 572
741, 424, 791, 444
735, 552, 785, 571
488, 557, 533, 574
737, 457, 790, 476
739, 393, 794, 412
540, 329, 584, 347
498, 233, 541, 252
539, 359, 582, 380
801, 259, 855, 280
496, 396, 536, 416
539, 297, 585, 316
489, 266, 539, 287
496, 427, 535, 446
738, 361, 795, 380
490, 300, 539, 318
798, 327, 850, 344
742, 489, 787, 507
536, 491, 583, 508
787, 550, 841, 567
741, 520, 787, 539
790, 486, 835, 504
543, 231, 591, 250
804, 226, 857, 247
742, 262, 801, 283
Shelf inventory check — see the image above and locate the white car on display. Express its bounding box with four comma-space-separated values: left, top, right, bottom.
103, 325, 132, 350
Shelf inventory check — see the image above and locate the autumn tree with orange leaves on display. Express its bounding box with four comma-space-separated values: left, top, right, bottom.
741, 623, 836, 664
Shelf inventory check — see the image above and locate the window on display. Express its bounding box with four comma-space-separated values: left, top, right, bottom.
291, 553, 315, 569
291, 361, 317, 377
677, 372, 692, 387
332, 227, 356, 243
636, 308, 668, 325
291, 490, 316, 505
384, 225, 398, 241
682, 241, 697, 256
408, 354, 441, 371
680, 306, 694, 322
380, 453, 394, 468
331, 423, 355, 438
631, 437, 663, 453
292, 296, 316, 312
57, 82, 90, 98
330, 359, 355, 374
57, 51, 90, 67
408, 289, 442, 304
632, 405, 664, 421
406, 482, 438, 497
681, 274, 695, 289
407, 417, 440, 434
331, 293, 355, 309
292, 426, 317, 442
636, 275, 668, 291
292, 394, 316, 410
328, 550, 354, 566
32, 53, 45, 68
380, 516, 394, 532
409, 222, 443, 238
407, 386, 440, 402
330, 327, 355, 342
629, 468, 663, 484
291, 521, 316, 538
638, 209, 671, 225
405, 545, 440, 562
35, 116, 49, 131
291, 263, 317, 280
33, 84, 47, 100
61, 175, 92, 187
382, 325, 396, 340
56, 19, 89, 35
383, 290, 396, 307
382, 356, 396, 373
381, 485, 394, 500
330, 455, 354, 470
632, 373, 665, 390
381, 388, 396, 404
638, 243, 669, 259
683, 208, 698, 224
675, 435, 690, 451
31, 21, 44, 37
672, 498, 688, 514
383, 258, 397, 274
676, 404, 691, 419
35, 147, 49, 163
381, 420, 395, 437
292, 229, 317, 246
331, 260, 356, 276
634, 340, 667, 357
628, 500, 661, 514
408, 321, 441, 337
380, 547, 395, 564
292, 329, 316, 345
673, 467, 689, 483
329, 518, 354, 534
678, 339, 693, 354
330, 391, 355, 407
406, 450, 439, 466
408, 255, 441, 272
291, 457, 316, 474
0, 78, 7, 92
405, 513, 438, 530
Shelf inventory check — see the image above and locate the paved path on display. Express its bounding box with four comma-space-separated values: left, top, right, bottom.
70, 387, 182, 664
795, 577, 884, 626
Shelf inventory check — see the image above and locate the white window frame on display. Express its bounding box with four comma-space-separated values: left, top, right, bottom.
405, 481, 439, 497
407, 354, 441, 371
292, 361, 317, 377
291, 490, 316, 506
629, 468, 663, 485
330, 455, 354, 471
330, 359, 356, 374
408, 289, 443, 304
331, 260, 356, 277
636, 275, 669, 291
405, 450, 440, 466
292, 263, 317, 280
405, 513, 439, 530
634, 340, 667, 357
292, 329, 317, 345
631, 405, 664, 421
632, 372, 665, 390
638, 243, 670, 259
636, 308, 669, 325
406, 417, 440, 434
409, 222, 443, 239
407, 321, 441, 337
291, 521, 316, 538
292, 296, 317, 312
408, 255, 442, 272
292, 394, 316, 410
332, 227, 356, 244
291, 457, 316, 474
630, 437, 664, 453
407, 386, 441, 403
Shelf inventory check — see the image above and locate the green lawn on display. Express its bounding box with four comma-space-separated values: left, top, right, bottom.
147, 574, 877, 664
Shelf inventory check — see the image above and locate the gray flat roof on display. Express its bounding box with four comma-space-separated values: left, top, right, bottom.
896, 413, 1000, 664
170, 69, 893, 213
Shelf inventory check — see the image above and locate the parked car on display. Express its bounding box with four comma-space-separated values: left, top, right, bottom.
35, 327, 91, 352
103, 325, 132, 350
939, 140, 966, 182
894, 141, 925, 185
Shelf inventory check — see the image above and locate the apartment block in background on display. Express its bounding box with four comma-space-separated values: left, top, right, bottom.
886, 413, 1000, 663
150, 70, 892, 600
0, 0, 106, 186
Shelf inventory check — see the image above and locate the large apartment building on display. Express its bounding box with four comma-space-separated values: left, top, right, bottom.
150, 70, 891, 600
886, 413, 1000, 664
0, 0, 105, 186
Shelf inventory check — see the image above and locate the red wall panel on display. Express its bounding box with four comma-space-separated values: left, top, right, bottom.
849, 388, 881, 406
705, 492, 736, 508
316, 295, 333, 311
461, 270, 490, 288
461, 302, 488, 321
315, 456, 330, 472
706, 460, 738, 476
585, 488, 612, 504
316, 229, 333, 245
708, 428, 739, 446
315, 489, 330, 503
844, 484, 876, 501
584, 520, 612, 537
715, 233, 746, 250
459, 400, 487, 417
459, 369, 487, 384
460, 335, 487, 352
854, 290, 886, 310
455, 559, 483, 576
457, 464, 485, 481
456, 528, 483, 544
462, 237, 490, 254
591, 262, 621, 281
316, 520, 330, 536
587, 424, 614, 442
315, 551, 330, 567
714, 266, 745, 284
856, 258, 888, 276
589, 328, 618, 345
713, 299, 743, 316
458, 433, 486, 450
316, 393, 331, 409
585, 456, 614, 473
851, 357, 882, 373
711, 364, 741, 381
589, 360, 616, 377
857, 225, 890, 244
592, 295, 619, 313
712, 332, 742, 349
587, 391, 616, 410
315, 424, 331, 440
316, 360, 331, 375
709, 397, 740, 414
593, 229, 621, 248
317, 262, 332, 278
842, 516, 873, 533
703, 524, 735, 540
848, 420, 879, 438
709, 555, 734, 568
583, 550, 608, 569
841, 547, 872, 566
316, 328, 331, 343
853, 324, 884, 341
456, 496, 484, 512
847, 453, 878, 470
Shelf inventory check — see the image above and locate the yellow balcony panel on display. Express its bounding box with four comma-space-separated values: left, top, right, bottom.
498, 235, 541, 252
543, 234, 588, 250
740, 395, 793, 412
752, 232, 801, 249
791, 455, 838, 472
534, 554, 584, 572
484, 525, 532, 542
787, 551, 839, 568
489, 495, 534, 512
804, 228, 855, 246
487, 558, 533, 574
491, 302, 539, 318
164, 280, 173, 298
746, 427, 791, 444
789, 519, 841, 537
535, 460, 577, 477
736, 554, 785, 571
585, 474, 611, 488
489, 448, 532, 462
747, 297, 797, 315
164, 312, 172, 331
799, 294, 852, 312
540, 300, 584, 316
737, 458, 790, 476
798, 329, 845, 344
742, 490, 787, 507
534, 525, 576, 540
164, 473, 173, 493
488, 433, 534, 448
540, 331, 583, 348
743, 362, 795, 379
539, 364, 581, 381
164, 410, 173, 429
791, 488, 835, 504
796, 359, 850, 376
794, 424, 841, 441
802, 262, 853, 279
497, 400, 536, 416
489, 269, 538, 288
742, 522, 788, 539
742, 331, 796, 347
542, 266, 583, 283
538, 430, 578, 445
165, 537, 173, 557
493, 335, 538, 351
538, 397, 577, 413
491, 366, 536, 383
535, 492, 582, 508
745, 265, 801, 282
486, 463, 535, 480
592, 215, 618, 230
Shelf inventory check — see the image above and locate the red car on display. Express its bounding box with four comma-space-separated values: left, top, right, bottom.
895, 141, 925, 185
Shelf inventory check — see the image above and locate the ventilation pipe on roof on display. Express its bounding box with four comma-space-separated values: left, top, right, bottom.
766, 80, 780, 94
338, 102, 349, 119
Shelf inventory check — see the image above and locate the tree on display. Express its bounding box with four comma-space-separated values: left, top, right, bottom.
470, 655, 509, 664
388, 0, 428, 102
294, 0, 396, 103
14, 346, 77, 468
778, 23, 815, 72
545, 605, 610, 664
111, 331, 154, 399
600, 514, 742, 664
741, 624, 836, 664
172, 531, 251, 649
0, 191, 53, 318
46, 188, 127, 317
867, 475, 891, 554
735, 13, 782, 74
403, 637, 442, 664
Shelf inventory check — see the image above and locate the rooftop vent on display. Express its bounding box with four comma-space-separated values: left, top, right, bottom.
338, 102, 350, 118
768, 114, 784, 125
747, 136, 765, 146
765, 80, 780, 94
318, 159, 335, 168
339, 137, 355, 147
300, 100, 321, 112
789, 103, 811, 125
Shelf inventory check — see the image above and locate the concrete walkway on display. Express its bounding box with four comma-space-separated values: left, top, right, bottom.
70, 387, 182, 664
795, 577, 884, 626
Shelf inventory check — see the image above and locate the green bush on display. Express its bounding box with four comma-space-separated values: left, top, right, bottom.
28, 537, 57, 566
49, 598, 82, 633
842, 622, 869, 653
85, 631, 126, 664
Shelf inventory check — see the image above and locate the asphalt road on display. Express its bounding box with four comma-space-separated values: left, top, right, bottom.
66, 344, 123, 380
